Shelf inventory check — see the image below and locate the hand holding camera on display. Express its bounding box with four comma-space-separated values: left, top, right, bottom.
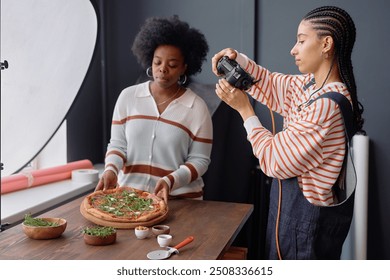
216, 56, 258, 91
213, 49, 258, 121
211, 48, 237, 74
215, 76, 257, 122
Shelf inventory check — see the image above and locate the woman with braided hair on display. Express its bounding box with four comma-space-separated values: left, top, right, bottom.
212, 6, 364, 259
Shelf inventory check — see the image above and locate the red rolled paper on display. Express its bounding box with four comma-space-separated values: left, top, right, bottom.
1, 159, 94, 194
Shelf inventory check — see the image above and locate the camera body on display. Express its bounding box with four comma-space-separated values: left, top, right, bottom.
216, 56, 258, 91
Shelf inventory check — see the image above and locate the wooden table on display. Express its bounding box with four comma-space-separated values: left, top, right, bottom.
0, 196, 253, 260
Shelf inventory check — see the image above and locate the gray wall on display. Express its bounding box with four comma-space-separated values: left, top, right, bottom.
67, 0, 390, 259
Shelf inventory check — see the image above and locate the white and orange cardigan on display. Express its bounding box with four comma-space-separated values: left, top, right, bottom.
104, 81, 213, 198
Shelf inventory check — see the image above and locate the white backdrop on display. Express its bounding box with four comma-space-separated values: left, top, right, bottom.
1, 0, 98, 176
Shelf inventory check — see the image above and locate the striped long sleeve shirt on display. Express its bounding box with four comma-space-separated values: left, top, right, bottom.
236, 53, 351, 206
104, 81, 213, 198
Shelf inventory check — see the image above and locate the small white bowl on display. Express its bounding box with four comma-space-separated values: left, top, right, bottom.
157, 234, 172, 247
134, 226, 150, 239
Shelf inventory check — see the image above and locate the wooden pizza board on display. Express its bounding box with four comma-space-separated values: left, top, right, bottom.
79, 197, 168, 229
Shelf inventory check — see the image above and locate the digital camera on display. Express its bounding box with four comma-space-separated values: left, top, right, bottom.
216, 56, 258, 91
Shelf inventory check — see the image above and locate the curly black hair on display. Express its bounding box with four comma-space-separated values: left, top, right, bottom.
131, 15, 209, 76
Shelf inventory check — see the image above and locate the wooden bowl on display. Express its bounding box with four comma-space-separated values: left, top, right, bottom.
22, 218, 67, 239
152, 224, 170, 236
83, 232, 117, 246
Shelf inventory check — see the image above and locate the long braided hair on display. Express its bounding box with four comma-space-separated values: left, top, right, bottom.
303, 6, 365, 133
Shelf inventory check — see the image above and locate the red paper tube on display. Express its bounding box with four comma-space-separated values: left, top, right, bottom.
1, 159, 94, 194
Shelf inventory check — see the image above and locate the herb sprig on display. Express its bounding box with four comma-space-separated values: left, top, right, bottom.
98, 190, 153, 217
82, 226, 116, 237
23, 214, 59, 227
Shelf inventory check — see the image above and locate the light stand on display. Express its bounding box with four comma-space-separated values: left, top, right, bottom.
1, 60, 8, 70
1, 60, 10, 231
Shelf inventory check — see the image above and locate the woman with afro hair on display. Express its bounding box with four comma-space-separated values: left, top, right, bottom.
96, 15, 212, 203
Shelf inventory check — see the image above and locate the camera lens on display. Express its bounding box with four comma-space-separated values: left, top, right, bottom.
242, 79, 250, 88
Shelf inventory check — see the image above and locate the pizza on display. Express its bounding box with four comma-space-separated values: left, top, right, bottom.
80, 187, 168, 228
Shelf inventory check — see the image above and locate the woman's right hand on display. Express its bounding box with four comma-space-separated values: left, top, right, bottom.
211, 48, 238, 76
94, 170, 118, 191
154, 179, 169, 204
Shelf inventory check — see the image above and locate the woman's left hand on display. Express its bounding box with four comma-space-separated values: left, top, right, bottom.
154, 179, 169, 204
211, 48, 237, 76
215, 79, 255, 121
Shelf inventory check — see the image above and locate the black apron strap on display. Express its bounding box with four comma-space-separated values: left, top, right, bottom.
316, 92, 357, 142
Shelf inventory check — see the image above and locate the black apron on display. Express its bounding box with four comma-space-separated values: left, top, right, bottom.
265, 177, 354, 260
265, 92, 358, 260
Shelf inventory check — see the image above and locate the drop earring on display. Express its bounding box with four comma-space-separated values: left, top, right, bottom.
146, 67, 153, 78
179, 74, 187, 85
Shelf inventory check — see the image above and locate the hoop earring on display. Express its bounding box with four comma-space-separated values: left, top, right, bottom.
146, 67, 153, 78
179, 74, 187, 85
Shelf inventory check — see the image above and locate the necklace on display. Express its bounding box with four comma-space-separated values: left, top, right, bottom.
152, 86, 181, 106
297, 61, 335, 112
297, 85, 322, 112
